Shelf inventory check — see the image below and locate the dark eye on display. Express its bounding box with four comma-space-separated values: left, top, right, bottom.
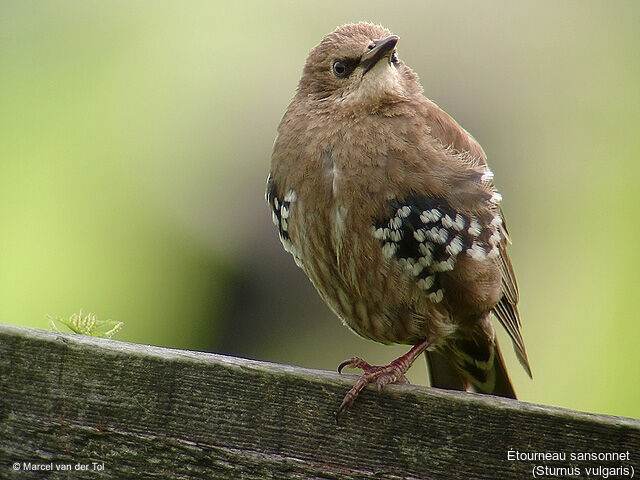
332, 60, 347, 77
391, 52, 399, 65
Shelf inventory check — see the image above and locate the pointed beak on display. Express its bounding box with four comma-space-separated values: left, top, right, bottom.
360, 35, 399, 74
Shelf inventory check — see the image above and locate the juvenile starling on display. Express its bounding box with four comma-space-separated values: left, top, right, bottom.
266, 22, 531, 419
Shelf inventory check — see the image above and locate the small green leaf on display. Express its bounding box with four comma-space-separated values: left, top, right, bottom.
48, 310, 124, 339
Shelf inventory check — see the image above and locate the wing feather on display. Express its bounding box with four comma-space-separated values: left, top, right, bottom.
423, 100, 532, 378
494, 241, 532, 377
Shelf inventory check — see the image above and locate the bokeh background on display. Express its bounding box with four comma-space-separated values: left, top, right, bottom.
1, 1, 638, 419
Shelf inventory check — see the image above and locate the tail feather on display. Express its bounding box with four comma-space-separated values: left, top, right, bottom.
425, 350, 469, 392
486, 341, 516, 399
426, 337, 517, 399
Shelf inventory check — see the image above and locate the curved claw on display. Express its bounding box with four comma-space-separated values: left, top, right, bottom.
335, 374, 370, 423
337, 356, 375, 374
335, 397, 350, 424
337, 357, 358, 374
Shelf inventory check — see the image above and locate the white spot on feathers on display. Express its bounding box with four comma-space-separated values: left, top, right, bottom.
467, 242, 486, 260
481, 169, 494, 182
382, 242, 397, 259
413, 229, 427, 242
453, 214, 466, 231
412, 262, 424, 276
428, 289, 444, 303
468, 217, 481, 237
417, 276, 435, 291
432, 257, 455, 272
488, 230, 502, 246
397, 206, 411, 218
441, 215, 454, 228
490, 191, 503, 204
374, 227, 390, 240
445, 235, 464, 256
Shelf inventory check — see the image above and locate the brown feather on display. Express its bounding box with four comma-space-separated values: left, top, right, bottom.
268, 22, 531, 407
422, 96, 532, 379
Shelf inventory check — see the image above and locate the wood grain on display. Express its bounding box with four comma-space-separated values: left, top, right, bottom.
0, 324, 638, 479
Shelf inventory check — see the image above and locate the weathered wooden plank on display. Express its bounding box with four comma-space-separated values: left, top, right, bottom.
0, 323, 637, 479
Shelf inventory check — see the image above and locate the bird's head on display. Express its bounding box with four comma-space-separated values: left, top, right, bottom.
297, 23, 422, 107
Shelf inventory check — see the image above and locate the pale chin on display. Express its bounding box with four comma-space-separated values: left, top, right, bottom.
345, 61, 403, 104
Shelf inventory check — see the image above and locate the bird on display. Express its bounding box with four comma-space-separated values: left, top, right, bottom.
266, 22, 531, 420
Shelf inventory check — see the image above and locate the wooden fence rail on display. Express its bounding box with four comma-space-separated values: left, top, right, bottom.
0, 324, 638, 479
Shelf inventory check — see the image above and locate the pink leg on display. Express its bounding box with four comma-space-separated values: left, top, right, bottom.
336, 339, 430, 422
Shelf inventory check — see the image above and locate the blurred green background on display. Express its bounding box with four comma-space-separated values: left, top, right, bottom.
1, 1, 638, 419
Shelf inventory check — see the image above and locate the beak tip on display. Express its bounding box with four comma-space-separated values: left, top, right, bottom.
382, 35, 399, 50
360, 34, 400, 73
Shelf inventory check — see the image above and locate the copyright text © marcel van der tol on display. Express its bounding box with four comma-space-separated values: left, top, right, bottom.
13, 461, 105, 472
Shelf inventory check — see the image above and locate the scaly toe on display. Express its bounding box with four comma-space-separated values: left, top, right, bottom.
373, 365, 407, 391
337, 356, 376, 374
335, 340, 430, 421
336, 362, 410, 421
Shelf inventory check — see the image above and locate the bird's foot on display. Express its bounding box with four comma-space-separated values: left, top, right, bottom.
335, 356, 411, 422
335, 339, 430, 422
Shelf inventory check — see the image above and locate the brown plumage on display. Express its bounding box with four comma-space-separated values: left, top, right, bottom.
267, 22, 531, 419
